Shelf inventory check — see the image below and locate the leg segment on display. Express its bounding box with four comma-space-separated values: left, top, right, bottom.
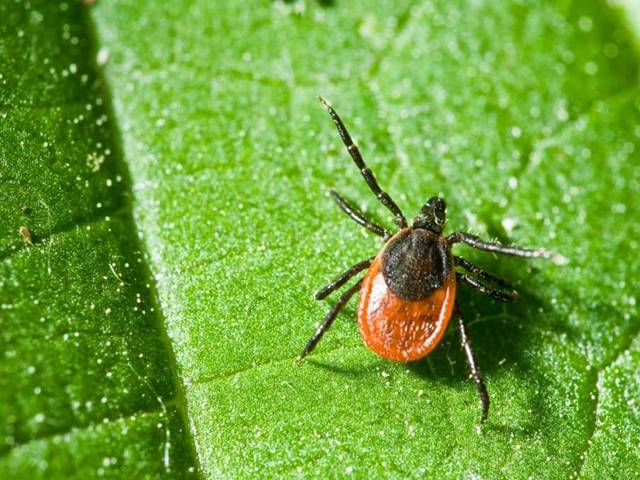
299, 278, 363, 360
456, 307, 489, 424
315, 256, 374, 300
457, 273, 516, 303
447, 231, 555, 259
330, 191, 389, 239
454, 256, 512, 289
318, 96, 408, 229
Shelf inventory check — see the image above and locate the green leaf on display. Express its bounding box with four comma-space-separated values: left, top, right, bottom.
0, 2, 198, 477
3, 0, 640, 478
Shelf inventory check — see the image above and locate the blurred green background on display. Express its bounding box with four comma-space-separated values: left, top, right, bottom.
1, 0, 639, 478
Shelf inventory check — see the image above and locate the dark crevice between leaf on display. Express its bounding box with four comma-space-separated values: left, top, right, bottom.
0, 201, 126, 261
81, 7, 204, 479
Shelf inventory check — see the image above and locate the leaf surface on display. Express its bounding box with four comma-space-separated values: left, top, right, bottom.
89, 0, 640, 477
2, 0, 640, 478
0, 2, 198, 477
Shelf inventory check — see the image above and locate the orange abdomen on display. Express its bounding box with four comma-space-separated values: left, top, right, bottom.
357, 255, 456, 362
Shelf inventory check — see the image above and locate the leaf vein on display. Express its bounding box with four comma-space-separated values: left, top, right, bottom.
0, 400, 177, 459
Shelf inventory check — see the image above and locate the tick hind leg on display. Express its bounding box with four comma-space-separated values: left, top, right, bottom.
315, 256, 374, 300
318, 96, 407, 229
456, 307, 489, 424
457, 273, 517, 303
299, 278, 363, 360
330, 190, 389, 239
454, 256, 513, 290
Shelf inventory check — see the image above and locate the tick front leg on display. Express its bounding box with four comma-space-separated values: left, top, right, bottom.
299, 278, 363, 360
456, 307, 489, 424
448, 231, 558, 260
330, 190, 390, 239
318, 96, 408, 228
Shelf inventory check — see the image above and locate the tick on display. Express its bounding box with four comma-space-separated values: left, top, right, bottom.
300, 96, 560, 423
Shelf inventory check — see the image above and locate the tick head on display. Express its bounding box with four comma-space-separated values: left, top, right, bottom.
413, 196, 446, 234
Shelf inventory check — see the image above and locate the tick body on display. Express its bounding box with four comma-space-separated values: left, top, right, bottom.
300, 96, 560, 424
358, 229, 456, 362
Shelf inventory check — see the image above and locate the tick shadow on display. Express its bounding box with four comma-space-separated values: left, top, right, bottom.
304, 303, 374, 377
306, 355, 371, 377
407, 280, 579, 434
306, 272, 584, 434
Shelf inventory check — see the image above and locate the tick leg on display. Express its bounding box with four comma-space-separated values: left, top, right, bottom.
331, 190, 390, 239
315, 256, 374, 300
300, 278, 363, 360
454, 256, 512, 289
318, 96, 408, 229
456, 306, 489, 424
457, 273, 516, 303
447, 232, 556, 259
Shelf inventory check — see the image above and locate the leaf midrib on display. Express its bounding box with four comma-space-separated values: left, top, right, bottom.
8, 7, 209, 477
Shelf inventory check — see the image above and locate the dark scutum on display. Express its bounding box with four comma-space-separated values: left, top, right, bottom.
381, 229, 450, 301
